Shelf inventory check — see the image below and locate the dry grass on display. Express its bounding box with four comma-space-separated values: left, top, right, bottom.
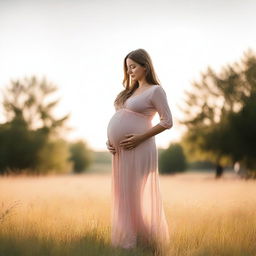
0, 171, 256, 256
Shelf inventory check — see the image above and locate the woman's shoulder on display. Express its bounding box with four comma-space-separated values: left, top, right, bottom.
149, 84, 168, 102
151, 84, 166, 94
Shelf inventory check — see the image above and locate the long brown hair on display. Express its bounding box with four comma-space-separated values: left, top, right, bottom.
114, 48, 161, 108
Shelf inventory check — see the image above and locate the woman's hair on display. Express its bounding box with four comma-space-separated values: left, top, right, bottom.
114, 48, 161, 109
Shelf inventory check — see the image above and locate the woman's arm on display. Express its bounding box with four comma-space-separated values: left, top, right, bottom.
140, 123, 167, 141
140, 85, 173, 141
150, 85, 173, 129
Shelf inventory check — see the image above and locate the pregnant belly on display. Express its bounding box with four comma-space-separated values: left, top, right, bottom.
107, 109, 151, 149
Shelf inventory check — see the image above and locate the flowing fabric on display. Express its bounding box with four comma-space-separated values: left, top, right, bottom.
107, 85, 173, 253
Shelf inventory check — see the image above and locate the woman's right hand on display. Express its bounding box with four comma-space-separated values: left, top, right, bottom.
106, 140, 116, 155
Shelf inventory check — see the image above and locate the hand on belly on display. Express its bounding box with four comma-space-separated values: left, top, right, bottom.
119, 133, 144, 150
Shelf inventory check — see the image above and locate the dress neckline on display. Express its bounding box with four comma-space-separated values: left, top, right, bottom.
127, 85, 158, 101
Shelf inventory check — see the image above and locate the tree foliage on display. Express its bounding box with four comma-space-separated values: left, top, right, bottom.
159, 143, 187, 174
0, 76, 73, 175
1, 75, 71, 137
69, 140, 93, 173
178, 49, 256, 173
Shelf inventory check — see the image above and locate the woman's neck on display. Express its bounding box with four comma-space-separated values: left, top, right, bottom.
138, 78, 150, 88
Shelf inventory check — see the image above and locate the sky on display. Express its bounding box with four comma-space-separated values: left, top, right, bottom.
0, 0, 255, 151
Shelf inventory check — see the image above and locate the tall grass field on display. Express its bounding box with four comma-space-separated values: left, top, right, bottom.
0, 171, 256, 256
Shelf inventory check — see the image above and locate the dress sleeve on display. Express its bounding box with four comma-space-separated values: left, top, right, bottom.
150, 86, 173, 129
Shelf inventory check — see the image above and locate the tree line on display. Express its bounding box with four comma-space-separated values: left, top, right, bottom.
0, 76, 92, 175
161, 48, 256, 178
1, 48, 255, 178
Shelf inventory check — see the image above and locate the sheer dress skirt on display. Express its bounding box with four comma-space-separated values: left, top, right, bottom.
107, 108, 170, 250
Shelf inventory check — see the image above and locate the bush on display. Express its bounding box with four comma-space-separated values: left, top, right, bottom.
159, 143, 187, 174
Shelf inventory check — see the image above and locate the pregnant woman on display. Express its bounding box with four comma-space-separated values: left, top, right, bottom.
106, 48, 173, 254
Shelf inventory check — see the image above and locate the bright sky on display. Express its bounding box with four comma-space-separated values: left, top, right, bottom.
0, 0, 255, 151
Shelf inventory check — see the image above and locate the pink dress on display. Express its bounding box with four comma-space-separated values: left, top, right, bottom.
107, 84, 173, 252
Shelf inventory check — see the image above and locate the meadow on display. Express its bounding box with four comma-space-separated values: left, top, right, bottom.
0, 170, 256, 256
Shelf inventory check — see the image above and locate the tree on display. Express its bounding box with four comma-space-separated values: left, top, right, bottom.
35, 138, 73, 175
1, 75, 71, 138
178, 48, 256, 177
0, 75, 72, 175
69, 140, 93, 173
0, 117, 45, 174
159, 143, 187, 174
227, 96, 256, 175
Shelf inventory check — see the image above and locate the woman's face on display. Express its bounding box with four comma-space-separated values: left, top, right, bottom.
126, 58, 146, 81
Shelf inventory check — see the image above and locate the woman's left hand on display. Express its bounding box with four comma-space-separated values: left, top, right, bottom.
119, 133, 144, 150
